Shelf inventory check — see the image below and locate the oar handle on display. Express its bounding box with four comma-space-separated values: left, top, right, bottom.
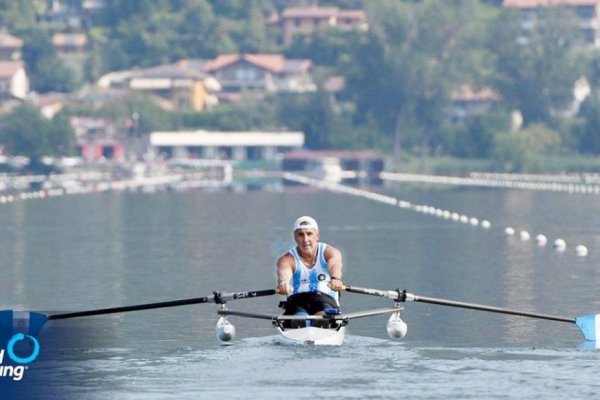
342, 285, 406, 301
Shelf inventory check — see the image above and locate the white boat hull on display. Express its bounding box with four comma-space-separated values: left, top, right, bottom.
277, 326, 346, 346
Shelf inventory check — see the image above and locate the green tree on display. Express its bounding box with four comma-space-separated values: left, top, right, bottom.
0, 0, 44, 33
98, 93, 173, 135
286, 28, 364, 67
448, 110, 512, 158
487, 6, 585, 127
0, 104, 75, 159
492, 123, 561, 172
576, 94, 600, 155
349, 0, 495, 165
22, 29, 79, 93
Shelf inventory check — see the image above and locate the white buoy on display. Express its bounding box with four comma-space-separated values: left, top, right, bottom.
443, 211, 451, 219
576, 245, 588, 257
505, 227, 515, 235
535, 234, 547, 246
469, 217, 479, 226
386, 312, 407, 339
215, 316, 236, 342
519, 231, 530, 241
553, 239, 567, 252
481, 220, 491, 229
460, 215, 469, 224
451, 213, 460, 221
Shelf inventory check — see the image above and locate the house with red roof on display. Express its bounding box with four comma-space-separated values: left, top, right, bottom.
0, 32, 23, 61
179, 54, 315, 96
267, 3, 368, 45
97, 63, 220, 111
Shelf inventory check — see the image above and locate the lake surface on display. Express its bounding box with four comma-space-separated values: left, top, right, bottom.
1, 181, 600, 399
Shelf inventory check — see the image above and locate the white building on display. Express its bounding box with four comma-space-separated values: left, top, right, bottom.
0, 61, 29, 99
149, 130, 305, 161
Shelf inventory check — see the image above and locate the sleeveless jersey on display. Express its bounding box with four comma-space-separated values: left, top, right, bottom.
289, 242, 339, 305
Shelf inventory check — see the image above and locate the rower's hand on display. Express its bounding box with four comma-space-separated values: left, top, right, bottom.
277, 281, 292, 295
328, 278, 344, 292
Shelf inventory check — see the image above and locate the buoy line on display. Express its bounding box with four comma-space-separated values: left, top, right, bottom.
283, 172, 590, 258
0, 173, 229, 204
381, 172, 600, 195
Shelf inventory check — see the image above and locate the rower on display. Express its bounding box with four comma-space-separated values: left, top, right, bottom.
276, 216, 344, 328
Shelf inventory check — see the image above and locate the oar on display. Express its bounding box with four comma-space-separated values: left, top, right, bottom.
343, 285, 599, 341
1, 289, 277, 336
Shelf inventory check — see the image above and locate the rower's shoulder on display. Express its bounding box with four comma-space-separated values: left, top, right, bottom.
277, 251, 295, 266
322, 243, 342, 258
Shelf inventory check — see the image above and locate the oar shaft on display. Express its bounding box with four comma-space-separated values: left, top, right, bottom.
410, 294, 575, 324
344, 285, 575, 324
48, 289, 276, 320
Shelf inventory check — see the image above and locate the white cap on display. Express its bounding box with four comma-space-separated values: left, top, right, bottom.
293, 216, 319, 232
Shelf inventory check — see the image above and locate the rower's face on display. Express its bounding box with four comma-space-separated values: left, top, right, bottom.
294, 229, 319, 252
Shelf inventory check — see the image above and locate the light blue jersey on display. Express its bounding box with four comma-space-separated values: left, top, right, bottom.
289, 242, 339, 305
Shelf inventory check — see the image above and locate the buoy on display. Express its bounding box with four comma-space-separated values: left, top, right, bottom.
481, 220, 491, 229
451, 213, 460, 221
443, 211, 451, 219
505, 227, 515, 235
387, 312, 407, 339
576, 245, 588, 257
535, 234, 547, 246
553, 239, 567, 252
215, 316, 236, 342
460, 215, 469, 224
519, 231, 530, 241
469, 218, 479, 226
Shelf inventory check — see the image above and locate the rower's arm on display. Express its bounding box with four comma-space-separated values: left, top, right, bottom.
276, 254, 294, 295
325, 246, 343, 290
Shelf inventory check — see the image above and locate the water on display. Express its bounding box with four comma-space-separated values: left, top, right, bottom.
1, 183, 600, 398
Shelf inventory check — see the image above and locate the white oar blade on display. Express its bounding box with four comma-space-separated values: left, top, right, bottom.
575, 314, 600, 341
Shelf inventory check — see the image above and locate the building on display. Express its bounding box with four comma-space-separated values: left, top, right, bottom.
268, 4, 368, 45
70, 117, 124, 162
29, 92, 67, 119
188, 54, 315, 95
447, 85, 500, 122
52, 32, 88, 55
503, 0, 600, 47
0, 61, 29, 99
0, 32, 23, 61
149, 130, 305, 161
98, 63, 220, 111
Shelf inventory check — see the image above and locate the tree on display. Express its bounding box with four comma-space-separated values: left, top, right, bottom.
0, 0, 43, 33
448, 110, 512, 159
0, 104, 76, 159
492, 123, 561, 172
487, 6, 585, 127
22, 29, 80, 93
286, 28, 364, 67
576, 94, 600, 155
349, 0, 495, 166
98, 93, 174, 135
